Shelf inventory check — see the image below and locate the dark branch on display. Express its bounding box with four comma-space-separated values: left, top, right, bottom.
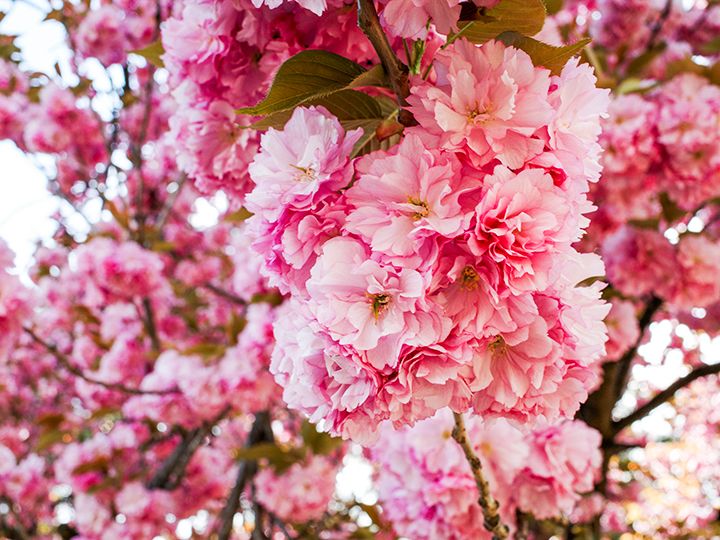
217, 411, 275, 540
204, 283, 247, 306
141, 297, 162, 352
612, 295, 663, 401
147, 406, 231, 490
24, 327, 175, 396
451, 413, 509, 540
612, 362, 720, 434
356, 0, 412, 110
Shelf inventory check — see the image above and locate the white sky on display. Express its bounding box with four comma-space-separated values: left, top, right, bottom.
0, 0, 70, 270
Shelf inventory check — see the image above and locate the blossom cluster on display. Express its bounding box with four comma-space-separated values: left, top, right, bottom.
263, 38, 610, 443
161, 0, 373, 199
371, 411, 602, 539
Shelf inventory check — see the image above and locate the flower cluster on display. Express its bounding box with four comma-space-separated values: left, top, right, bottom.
263, 39, 610, 443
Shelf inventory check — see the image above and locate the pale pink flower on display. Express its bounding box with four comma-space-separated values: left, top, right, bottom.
254, 455, 338, 522
380, 0, 461, 39
409, 39, 553, 168
306, 236, 446, 356
247, 106, 362, 222
345, 133, 467, 262
667, 235, 720, 309
469, 165, 575, 294
604, 299, 640, 362
602, 226, 676, 298
511, 421, 602, 519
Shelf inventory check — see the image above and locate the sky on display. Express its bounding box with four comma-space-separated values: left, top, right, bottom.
0, 0, 71, 271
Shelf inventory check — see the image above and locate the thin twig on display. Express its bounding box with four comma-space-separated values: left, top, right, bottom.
612, 362, 720, 434
24, 327, 175, 396
451, 413, 508, 540
203, 283, 248, 306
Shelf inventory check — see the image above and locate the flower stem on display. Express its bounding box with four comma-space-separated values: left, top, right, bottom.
451, 412, 509, 540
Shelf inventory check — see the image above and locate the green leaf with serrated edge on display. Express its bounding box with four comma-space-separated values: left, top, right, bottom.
249, 89, 384, 130
132, 40, 165, 68
247, 89, 400, 159
348, 64, 389, 88
458, 0, 546, 45
497, 32, 591, 75
239, 50, 387, 116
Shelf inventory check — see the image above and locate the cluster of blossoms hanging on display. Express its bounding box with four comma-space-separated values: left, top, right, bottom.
253, 40, 611, 442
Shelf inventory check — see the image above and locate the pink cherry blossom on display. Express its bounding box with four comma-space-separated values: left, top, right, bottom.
409, 39, 553, 168
247, 106, 362, 222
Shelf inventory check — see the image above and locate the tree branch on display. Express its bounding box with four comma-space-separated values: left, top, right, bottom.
24, 327, 175, 396
356, 0, 413, 114
204, 283, 247, 306
217, 411, 275, 540
612, 295, 663, 401
141, 297, 162, 352
612, 362, 720, 434
147, 406, 231, 490
451, 413, 509, 540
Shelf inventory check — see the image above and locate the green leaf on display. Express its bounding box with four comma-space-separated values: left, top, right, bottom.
300, 420, 343, 455
239, 50, 387, 116
616, 77, 656, 95
250, 88, 383, 129
234, 443, 305, 473
224, 208, 253, 223
542, 0, 564, 15
497, 32, 591, 75
181, 342, 226, 358
248, 90, 401, 159
132, 40, 165, 68
659, 192, 685, 223
459, 0, 546, 45
625, 43, 666, 77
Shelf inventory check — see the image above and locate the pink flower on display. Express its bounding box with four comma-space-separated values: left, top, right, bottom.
602, 226, 676, 298
409, 39, 553, 168
248, 194, 346, 297
250, 0, 329, 16
370, 411, 526, 540
546, 58, 610, 185
380, 0, 462, 39
76, 5, 128, 66
271, 300, 382, 443
511, 421, 602, 519
254, 455, 338, 522
247, 106, 362, 222
306, 236, 447, 356
345, 133, 467, 261
666, 235, 720, 309
469, 165, 575, 294
604, 299, 640, 362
